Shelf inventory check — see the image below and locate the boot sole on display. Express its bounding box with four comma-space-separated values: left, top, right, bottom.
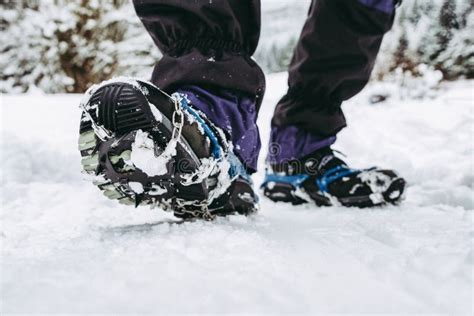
79, 80, 212, 208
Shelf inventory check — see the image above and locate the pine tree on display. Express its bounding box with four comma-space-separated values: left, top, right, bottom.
431, 0, 459, 61
437, 2, 474, 79
407, 0, 421, 24
0, 0, 153, 93
391, 26, 416, 73
440, 0, 460, 37
416, 2, 440, 65
53, 0, 129, 92
389, 7, 417, 74
457, 0, 473, 28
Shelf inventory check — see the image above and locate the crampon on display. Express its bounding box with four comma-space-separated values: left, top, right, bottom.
78, 78, 258, 221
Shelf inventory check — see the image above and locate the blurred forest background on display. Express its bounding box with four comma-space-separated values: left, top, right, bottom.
1, 0, 473, 94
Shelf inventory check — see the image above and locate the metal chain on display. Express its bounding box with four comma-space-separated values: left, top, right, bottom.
170, 95, 216, 221
201, 205, 216, 221
174, 199, 216, 221
80, 103, 113, 141
170, 96, 184, 143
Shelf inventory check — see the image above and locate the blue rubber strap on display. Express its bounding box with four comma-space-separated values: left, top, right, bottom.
315, 165, 360, 193
262, 165, 362, 193
261, 173, 310, 189
178, 96, 222, 159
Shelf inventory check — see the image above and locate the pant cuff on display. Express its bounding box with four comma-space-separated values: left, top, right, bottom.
267, 125, 336, 165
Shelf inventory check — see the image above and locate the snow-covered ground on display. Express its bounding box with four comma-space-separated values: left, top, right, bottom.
1, 74, 473, 314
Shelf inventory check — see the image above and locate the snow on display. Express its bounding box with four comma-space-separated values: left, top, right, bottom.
149, 102, 163, 122
128, 182, 144, 194
131, 130, 173, 177
1, 74, 473, 314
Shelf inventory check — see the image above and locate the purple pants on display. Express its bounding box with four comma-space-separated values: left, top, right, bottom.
133, 0, 398, 172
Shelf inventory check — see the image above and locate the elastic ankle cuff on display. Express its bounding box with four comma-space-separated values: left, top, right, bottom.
167, 38, 250, 57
